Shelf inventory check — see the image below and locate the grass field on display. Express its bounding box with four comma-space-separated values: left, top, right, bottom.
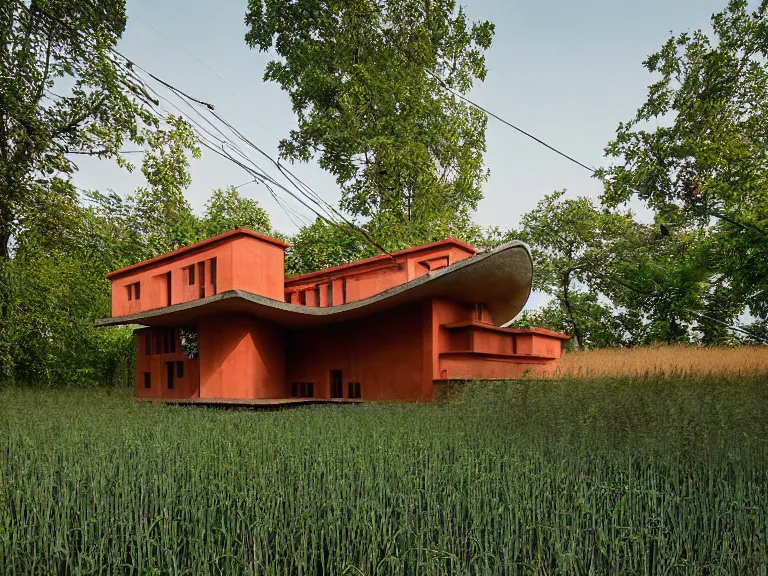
1, 376, 767, 575
556, 344, 768, 379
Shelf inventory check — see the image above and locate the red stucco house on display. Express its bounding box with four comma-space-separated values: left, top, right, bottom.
96, 228, 569, 403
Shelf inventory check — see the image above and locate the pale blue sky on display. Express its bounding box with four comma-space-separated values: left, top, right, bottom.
73, 0, 729, 306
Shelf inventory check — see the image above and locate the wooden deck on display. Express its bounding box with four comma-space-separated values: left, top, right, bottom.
137, 397, 364, 409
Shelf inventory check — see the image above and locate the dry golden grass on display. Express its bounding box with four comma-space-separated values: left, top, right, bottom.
555, 344, 768, 379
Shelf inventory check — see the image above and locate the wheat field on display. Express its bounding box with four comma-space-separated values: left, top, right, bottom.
555, 344, 768, 379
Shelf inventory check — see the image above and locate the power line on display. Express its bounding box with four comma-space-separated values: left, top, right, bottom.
130, 12, 281, 142
14, 0, 391, 256
425, 69, 597, 174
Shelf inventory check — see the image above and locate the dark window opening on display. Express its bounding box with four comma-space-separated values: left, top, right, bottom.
134, 282, 141, 300
291, 382, 314, 398
127, 286, 133, 301
176, 361, 184, 379
165, 272, 172, 306
198, 261, 206, 299
143, 372, 151, 389
298, 291, 306, 305
209, 258, 217, 295
187, 265, 195, 285
145, 334, 152, 356
348, 382, 361, 399
327, 283, 333, 306
166, 362, 175, 390
342, 279, 347, 304
331, 370, 343, 398
314, 286, 321, 307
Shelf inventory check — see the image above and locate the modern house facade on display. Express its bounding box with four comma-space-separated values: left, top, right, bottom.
97, 228, 569, 402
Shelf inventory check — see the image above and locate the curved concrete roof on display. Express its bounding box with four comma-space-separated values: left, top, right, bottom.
94, 241, 533, 329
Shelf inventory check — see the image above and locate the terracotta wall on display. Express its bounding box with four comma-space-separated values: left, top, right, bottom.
197, 315, 285, 399
110, 236, 285, 317
284, 242, 476, 307
135, 328, 200, 399
285, 303, 428, 401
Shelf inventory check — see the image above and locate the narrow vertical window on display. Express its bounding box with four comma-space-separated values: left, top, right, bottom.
127, 285, 133, 301
143, 372, 151, 389
165, 272, 172, 306
166, 362, 175, 389
330, 370, 343, 398
188, 265, 195, 285
307, 382, 314, 398
176, 361, 183, 379
209, 258, 217, 295
291, 382, 298, 397
134, 282, 141, 300
327, 283, 333, 306
342, 278, 347, 304
198, 261, 206, 299
354, 382, 361, 399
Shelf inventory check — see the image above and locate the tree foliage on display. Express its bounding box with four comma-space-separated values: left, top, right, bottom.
245, 0, 494, 245
599, 0, 768, 320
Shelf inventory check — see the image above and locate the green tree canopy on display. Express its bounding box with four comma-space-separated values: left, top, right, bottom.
599, 0, 768, 319
245, 0, 494, 245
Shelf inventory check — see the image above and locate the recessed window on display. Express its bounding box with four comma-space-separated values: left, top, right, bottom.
198, 261, 206, 299
331, 370, 343, 398
348, 382, 361, 399
209, 258, 217, 294
127, 282, 140, 301
166, 362, 175, 389
291, 382, 315, 398
143, 372, 151, 389
176, 361, 184, 379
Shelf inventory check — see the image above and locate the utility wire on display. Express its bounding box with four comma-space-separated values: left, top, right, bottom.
15, 0, 390, 256
131, 12, 281, 142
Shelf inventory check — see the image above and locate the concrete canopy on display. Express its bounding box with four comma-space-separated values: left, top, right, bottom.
94, 241, 533, 329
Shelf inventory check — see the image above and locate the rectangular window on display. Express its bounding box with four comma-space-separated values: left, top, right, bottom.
143, 372, 151, 389
291, 382, 314, 398
127, 282, 140, 301
198, 261, 206, 299
348, 382, 361, 399
176, 361, 184, 379
187, 265, 195, 285
166, 362, 175, 390
169, 329, 176, 354
330, 370, 343, 398
327, 283, 333, 307
209, 258, 217, 295
165, 272, 172, 306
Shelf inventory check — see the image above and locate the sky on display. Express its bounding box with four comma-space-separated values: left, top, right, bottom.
72, 0, 729, 307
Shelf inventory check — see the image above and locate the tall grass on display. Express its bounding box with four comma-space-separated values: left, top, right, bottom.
1, 377, 767, 575
556, 344, 768, 379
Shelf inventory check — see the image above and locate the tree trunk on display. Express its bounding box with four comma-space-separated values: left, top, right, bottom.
562, 276, 583, 350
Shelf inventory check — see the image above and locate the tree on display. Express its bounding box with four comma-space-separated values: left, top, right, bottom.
200, 185, 271, 239
511, 191, 648, 349
599, 0, 768, 320
245, 0, 494, 246
0, 0, 154, 259
284, 218, 374, 277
